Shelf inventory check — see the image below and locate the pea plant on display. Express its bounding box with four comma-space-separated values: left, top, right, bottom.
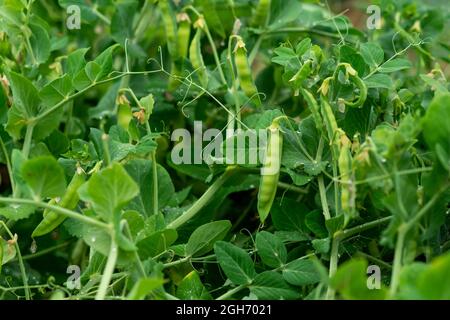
0, 0, 449, 301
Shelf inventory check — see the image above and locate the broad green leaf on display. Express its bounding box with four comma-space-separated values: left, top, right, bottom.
73, 44, 119, 90
6, 71, 40, 131
0, 204, 36, 221
364, 74, 393, 89
271, 198, 308, 234
29, 22, 51, 64
186, 220, 232, 257
255, 231, 287, 268
177, 271, 212, 300
111, 1, 138, 44
39, 75, 73, 107
282, 258, 321, 286
360, 42, 384, 67
379, 58, 412, 73
66, 48, 89, 77
249, 271, 300, 300
127, 277, 164, 300
124, 159, 175, 216
422, 93, 450, 168
21, 156, 66, 199
415, 252, 450, 299
305, 209, 328, 238
214, 241, 256, 285
331, 258, 387, 300
137, 229, 178, 259
78, 163, 139, 222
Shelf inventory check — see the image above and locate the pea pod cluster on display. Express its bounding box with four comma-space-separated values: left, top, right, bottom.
32, 168, 86, 238
257, 118, 283, 223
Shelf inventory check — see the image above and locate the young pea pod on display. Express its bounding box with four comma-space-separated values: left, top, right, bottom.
32, 168, 86, 238
320, 97, 339, 158
251, 0, 271, 27
301, 88, 323, 132
176, 13, 191, 60
189, 19, 208, 87
338, 131, 356, 223
234, 38, 261, 106
159, 0, 178, 58
257, 119, 283, 223
344, 74, 367, 108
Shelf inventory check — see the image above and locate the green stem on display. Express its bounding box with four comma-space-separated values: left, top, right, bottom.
0, 197, 111, 230
260, 27, 359, 44
216, 285, 246, 300
318, 176, 331, 221
389, 225, 406, 298
277, 181, 308, 194
167, 168, 236, 229
336, 216, 392, 241
163, 256, 190, 268
326, 237, 339, 300
151, 151, 158, 216
0, 221, 31, 300
22, 124, 35, 159
95, 238, 118, 300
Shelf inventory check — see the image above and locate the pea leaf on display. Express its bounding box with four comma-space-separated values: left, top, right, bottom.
331, 258, 387, 300
364, 74, 393, 89
78, 163, 139, 222
422, 93, 450, 167
127, 277, 164, 300
124, 159, 175, 216
378, 58, 412, 73
360, 42, 384, 68
249, 271, 300, 300
177, 271, 212, 300
21, 156, 66, 199
282, 258, 321, 286
137, 229, 178, 259
186, 220, 232, 257
255, 231, 287, 268
214, 241, 256, 285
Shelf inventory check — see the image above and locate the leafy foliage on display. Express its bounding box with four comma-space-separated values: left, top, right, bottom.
0, 0, 449, 301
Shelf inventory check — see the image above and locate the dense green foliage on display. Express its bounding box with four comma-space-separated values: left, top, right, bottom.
0, 0, 449, 300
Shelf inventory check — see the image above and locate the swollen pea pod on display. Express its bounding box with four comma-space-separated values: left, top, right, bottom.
338, 131, 356, 222
257, 118, 283, 223
320, 97, 339, 158
176, 13, 191, 60
189, 19, 208, 87
32, 168, 86, 238
301, 88, 323, 131
251, 0, 271, 27
159, 0, 178, 58
234, 38, 261, 106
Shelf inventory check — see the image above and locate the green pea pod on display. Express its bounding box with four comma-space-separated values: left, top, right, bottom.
345, 75, 367, 108
251, 0, 271, 27
257, 120, 283, 222
177, 13, 191, 60
159, 0, 178, 58
234, 39, 261, 106
338, 133, 356, 222
320, 97, 339, 158
32, 168, 86, 238
301, 88, 323, 131
189, 21, 208, 87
